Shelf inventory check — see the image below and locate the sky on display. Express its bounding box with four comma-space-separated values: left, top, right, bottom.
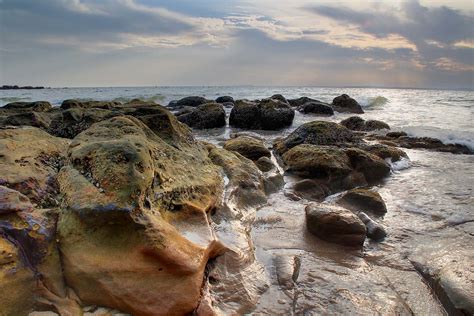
0, 0, 473, 89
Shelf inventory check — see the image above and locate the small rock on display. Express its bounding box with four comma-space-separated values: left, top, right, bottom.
337, 188, 387, 215
358, 212, 387, 240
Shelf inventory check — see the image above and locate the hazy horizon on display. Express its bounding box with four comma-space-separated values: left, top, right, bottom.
1, 0, 473, 89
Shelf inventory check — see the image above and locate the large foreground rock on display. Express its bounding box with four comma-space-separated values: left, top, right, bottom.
56, 116, 224, 315
305, 203, 366, 247
230, 99, 295, 130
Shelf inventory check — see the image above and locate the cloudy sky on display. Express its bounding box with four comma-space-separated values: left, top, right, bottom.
0, 0, 473, 89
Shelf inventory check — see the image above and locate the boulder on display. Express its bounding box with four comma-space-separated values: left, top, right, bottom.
60, 100, 120, 110
3, 101, 52, 112
229, 99, 295, 130
341, 116, 390, 131
281, 145, 352, 179
0, 127, 69, 206
332, 94, 364, 114
358, 143, 408, 162
223, 136, 270, 161
56, 116, 224, 315
289, 179, 329, 201
305, 203, 366, 247
344, 148, 391, 184
177, 102, 226, 129
297, 101, 334, 116
274, 121, 356, 155
338, 189, 380, 213
288, 97, 319, 108
174, 96, 209, 108
357, 212, 387, 240
255, 156, 275, 172
268, 94, 289, 104
4, 111, 52, 129
215, 96, 234, 104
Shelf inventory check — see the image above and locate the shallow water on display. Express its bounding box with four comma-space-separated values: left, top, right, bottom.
2, 86, 473, 314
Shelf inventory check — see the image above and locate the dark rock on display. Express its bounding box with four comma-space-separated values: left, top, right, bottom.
386, 131, 407, 138
288, 97, 319, 108
305, 203, 366, 247
359, 143, 408, 162
281, 145, 352, 179
223, 136, 270, 161
4, 111, 52, 129
177, 102, 226, 129
3, 101, 52, 112
269, 94, 288, 104
341, 116, 389, 131
255, 156, 275, 172
215, 96, 234, 104
338, 188, 387, 215
48, 108, 114, 138
344, 148, 391, 183
332, 94, 364, 114
290, 179, 328, 201
229, 99, 294, 130
60, 100, 120, 110
297, 101, 334, 116
358, 212, 387, 240
274, 121, 356, 155
175, 96, 209, 108
229, 100, 260, 129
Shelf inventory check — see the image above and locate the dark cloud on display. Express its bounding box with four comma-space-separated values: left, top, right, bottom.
311, 0, 473, 45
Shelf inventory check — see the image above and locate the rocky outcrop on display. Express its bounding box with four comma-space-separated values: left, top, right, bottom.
332, 94, 364, 114
288, 96, 319, 108
305, 203, 366, 247
338, 188, 387, 215
229, 99, 295, 130
341, 116, 390, 131
57, 116, 224, 315
0, 186, 34, 214
297, 101, 334, 116
380, 133, 473, 155
177, 102, 226, 129
48, 108, 114, 138
223, 136, 270, 161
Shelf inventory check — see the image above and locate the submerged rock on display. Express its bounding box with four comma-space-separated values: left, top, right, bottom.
177, 102, 226, 129
229, 99, 295, 130
305, 203, 366, 247
223, 136, 271, 161
332, 94, 364, 114
358, 212, 387, 240
338, 188, 387, 215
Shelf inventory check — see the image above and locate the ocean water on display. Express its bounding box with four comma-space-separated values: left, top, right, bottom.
1, 86, 473, 313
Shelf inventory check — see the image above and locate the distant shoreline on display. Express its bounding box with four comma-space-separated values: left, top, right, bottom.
0, 85, 45, 90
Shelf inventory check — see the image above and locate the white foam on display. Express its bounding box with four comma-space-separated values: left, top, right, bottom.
403, 126, 474, 151
386, 157, 411, 171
